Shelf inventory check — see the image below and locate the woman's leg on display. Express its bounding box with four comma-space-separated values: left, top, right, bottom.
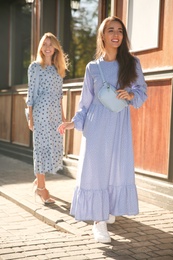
36, 173, 46, 189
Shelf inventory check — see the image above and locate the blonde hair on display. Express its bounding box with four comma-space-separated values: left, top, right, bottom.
36, 32, 69, 78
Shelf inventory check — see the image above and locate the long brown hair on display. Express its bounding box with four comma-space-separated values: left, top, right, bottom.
96, 16, 137, 89
36, 32, 69, 78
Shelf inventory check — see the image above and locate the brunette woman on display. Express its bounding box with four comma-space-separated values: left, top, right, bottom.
58, 16, 147, 243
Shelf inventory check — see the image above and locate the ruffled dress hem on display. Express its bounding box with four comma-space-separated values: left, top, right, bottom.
34, 165, 63, 175
70, 184, 139, 221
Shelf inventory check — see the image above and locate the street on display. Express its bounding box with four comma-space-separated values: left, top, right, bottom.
0, 155, 173, 259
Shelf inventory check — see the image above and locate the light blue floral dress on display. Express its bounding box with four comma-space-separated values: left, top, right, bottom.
26, 62, 63, 175
70, 57, 147, 221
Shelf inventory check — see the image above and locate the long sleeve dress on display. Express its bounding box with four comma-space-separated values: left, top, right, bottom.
26, 62, 63, 175
70, 57, 147, 222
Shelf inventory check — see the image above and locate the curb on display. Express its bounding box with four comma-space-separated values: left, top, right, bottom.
0, 186, 90, 236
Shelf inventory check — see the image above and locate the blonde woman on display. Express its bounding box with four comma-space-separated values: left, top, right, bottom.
26, 32, 68, 204
58, 16, 147, 243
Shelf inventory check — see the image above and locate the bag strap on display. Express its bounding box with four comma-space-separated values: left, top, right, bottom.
96, 60, 106, 83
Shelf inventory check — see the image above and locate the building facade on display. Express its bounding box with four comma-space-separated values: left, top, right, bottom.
0, 0, 173, 209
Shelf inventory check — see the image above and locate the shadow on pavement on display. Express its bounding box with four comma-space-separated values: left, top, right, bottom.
0, 153, 173, 259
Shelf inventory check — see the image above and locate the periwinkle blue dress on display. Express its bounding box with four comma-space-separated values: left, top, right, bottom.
26, 62, 63, 175
70, 57, 147, 221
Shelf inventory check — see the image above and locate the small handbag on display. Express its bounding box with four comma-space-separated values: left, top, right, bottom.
25, 63, 40, 122
97, 60, 128, 112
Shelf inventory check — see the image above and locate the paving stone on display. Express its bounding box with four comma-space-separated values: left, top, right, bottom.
0, 155, 173, 260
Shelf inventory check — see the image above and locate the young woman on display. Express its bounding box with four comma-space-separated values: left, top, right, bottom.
58, 16, 147, 243
26, 32, 68, 204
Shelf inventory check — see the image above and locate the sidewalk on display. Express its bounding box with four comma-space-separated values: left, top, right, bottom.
0, 154, 173, 259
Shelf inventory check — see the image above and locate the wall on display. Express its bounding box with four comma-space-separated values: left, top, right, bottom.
114, 0, 173, 181
0, 3, 10, 89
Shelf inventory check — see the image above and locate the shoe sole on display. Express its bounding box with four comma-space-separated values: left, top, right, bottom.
95, 237, 111, 243
92, 228, 111, 243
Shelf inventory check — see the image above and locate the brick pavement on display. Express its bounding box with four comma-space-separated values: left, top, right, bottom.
0, 154, 173, 259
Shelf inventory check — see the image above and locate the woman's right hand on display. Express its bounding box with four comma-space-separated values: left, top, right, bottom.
27, 106, 33, 131
28, 118, 33, 131
57, 122, 74, 135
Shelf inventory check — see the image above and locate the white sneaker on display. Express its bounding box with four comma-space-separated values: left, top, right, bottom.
106, 214, 116, 224
92, 221, 111, 243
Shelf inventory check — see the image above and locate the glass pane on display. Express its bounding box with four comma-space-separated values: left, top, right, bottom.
68, 0, 99, 79
10, 3, 31, 85
107, 0, 111, 16
127, 0, 160, 52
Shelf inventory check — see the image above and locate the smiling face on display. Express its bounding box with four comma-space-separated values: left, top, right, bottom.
102, 20, 123, 50
41, 37, 55, 58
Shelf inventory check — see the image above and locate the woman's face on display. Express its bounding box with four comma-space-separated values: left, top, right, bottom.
41, 37, 55, 58
102, 20, 123, 50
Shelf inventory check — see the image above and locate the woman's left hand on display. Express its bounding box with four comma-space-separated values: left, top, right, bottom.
116, 90, 134, 101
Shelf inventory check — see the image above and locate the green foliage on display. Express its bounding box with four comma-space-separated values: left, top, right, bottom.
68, 2, 98, 78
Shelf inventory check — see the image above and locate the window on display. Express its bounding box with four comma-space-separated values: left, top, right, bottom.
68, 0, 99, 78
58, 0, 99, 79
127, 0, 161, 52
9, 2, 31, 85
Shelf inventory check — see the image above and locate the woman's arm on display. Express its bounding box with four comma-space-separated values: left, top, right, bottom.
58, 62, 95, 134
26, 62, 38, 131
71, 63, 94, 131
128, 58, 147, 108
26, 62, 38, 107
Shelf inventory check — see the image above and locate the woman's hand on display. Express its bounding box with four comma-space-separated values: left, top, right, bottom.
57, 122, 75, 135
116, 90, 134, 101
28, 118, 33, 131
27, 106, 33, 131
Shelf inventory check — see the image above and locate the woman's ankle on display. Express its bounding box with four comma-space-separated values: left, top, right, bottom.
37, 187, 45, 190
